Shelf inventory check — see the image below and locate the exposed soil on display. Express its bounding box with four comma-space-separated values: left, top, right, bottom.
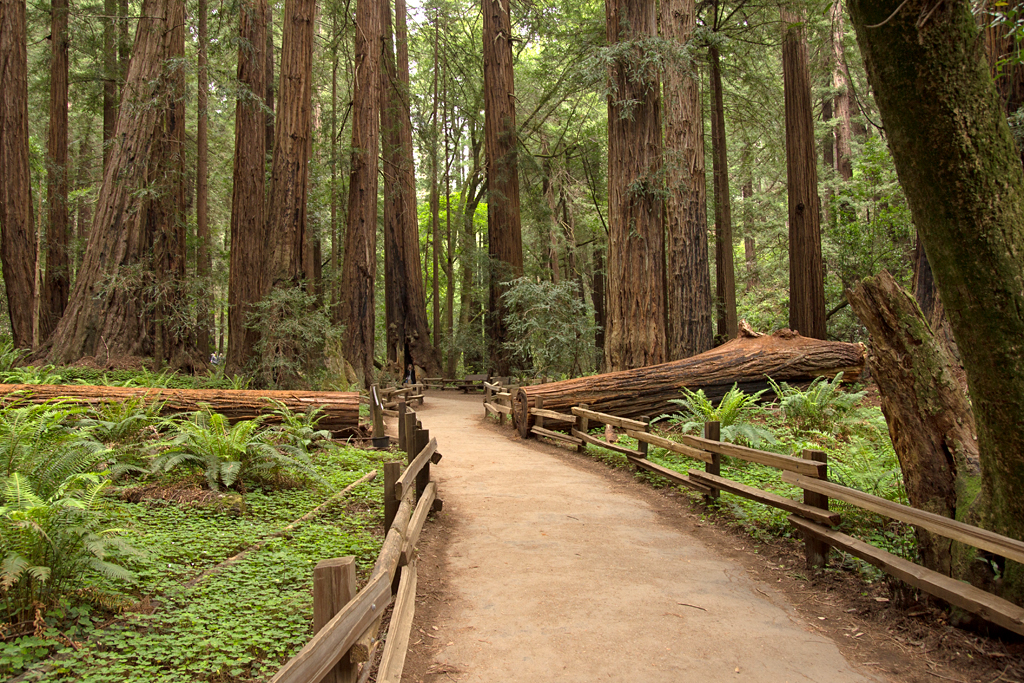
399, 392, 1023, 683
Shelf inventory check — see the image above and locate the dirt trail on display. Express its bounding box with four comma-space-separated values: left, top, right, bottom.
399, 392, 887, 683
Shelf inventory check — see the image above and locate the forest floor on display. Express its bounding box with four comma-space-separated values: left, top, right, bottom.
398, 392, 1023, 683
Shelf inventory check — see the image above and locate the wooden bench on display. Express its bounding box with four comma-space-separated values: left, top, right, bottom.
452, 374, 488, 393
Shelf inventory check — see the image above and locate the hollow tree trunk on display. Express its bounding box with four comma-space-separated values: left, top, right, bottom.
848, 271, 979, 575
663, 0, 713, 359
226, 0, 268, 375
606, 0, 666, 370
782, 8, 827, 340
514, 327, 866, 435
709, 44, 738, 342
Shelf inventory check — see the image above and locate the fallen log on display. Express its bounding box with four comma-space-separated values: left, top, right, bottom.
514, 327, 866, 437
0, 384, 360, 435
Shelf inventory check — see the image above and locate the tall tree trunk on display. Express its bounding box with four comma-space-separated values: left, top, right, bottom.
41, 0, 71, 342
45, 0, 175, 364
830, 0, 853, 182
265, 4, 275, 162
266, 0, 313, 290
330, 14, 339, 320
605, 0, 666, 370
429, 14, 441, 355
782, 8, 827, 340
226, 0, 268, 374
74, 132, 93, 273
102, 0, 117, 169
593, 243, 606, 370
541, 144, 561, 283
196, 0, 211, 358
709, 44, 738, 342
662, 0, 712, 359
482, 0, 524, 375
0, 0, 36, 349
341, 0, 382, 385
847, 0, 1024, 601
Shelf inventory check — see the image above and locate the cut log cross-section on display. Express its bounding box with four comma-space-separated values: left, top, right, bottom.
514, 328, 865, 437
0, 384, 359, 435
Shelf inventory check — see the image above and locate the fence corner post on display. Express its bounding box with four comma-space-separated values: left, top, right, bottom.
576, 404, 589, 454
802, 448, 830, 568
638, 415, 650, 459
397, 399, 408, 452
384, 461, 401, 532
703, 421, 721, 503
313, 556, 358, 683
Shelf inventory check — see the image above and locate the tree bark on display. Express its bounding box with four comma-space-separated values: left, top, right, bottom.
41, 0, 71, 342
782, 8, 827, 340
482, 0, 525, 375
662, 0, 712, 360
266, 0, 313, 291
831, 0, 853, 182
341, 0, 382, 385
102, 0, 117, 169
0, 0, 36, 349
226, 0, 268, 374
265, 3, 275, 162
513, 327, 866, 434
196, 0, 211, 359
709, 44, 738, 342
847, 0, 1024, 601
605, 0, 666, 370
74, 133, 93, 273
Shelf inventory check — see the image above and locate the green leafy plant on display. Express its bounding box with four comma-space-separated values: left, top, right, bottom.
1, 472, 134, 622
248, 286, 339, 389
153, 411, 323, 491
767, 373, 874, 437
0, 339, 28, 375
0, 365, 65, 385
265, 400, 331, 455
661, 384, 776, 447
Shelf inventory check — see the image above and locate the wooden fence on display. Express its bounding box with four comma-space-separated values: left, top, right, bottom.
518, 401, 1024, 636
482, 380, 516, 426
271, 402, 442, 683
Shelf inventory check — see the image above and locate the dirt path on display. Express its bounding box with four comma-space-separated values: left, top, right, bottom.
396, 392, 889, 683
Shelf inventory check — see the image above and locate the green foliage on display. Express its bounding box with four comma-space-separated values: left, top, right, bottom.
501, 277, 598, 378
767, 373, 875, 437
153, 411, 323, 491
1, 473, 135, 623
0, 338, 27, 374
248, 286, 340, 390
1, 365, 65, 385
264, 400, 331, 455
661, 384, 776, 447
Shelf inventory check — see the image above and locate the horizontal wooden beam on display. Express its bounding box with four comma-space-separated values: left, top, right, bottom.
484, 402, 498, 415
675, 434, 826, 477
401, 482, 437, 566
377, 562, 418, 683
626, 456, 713, 494
688, 470, 841, 525
572, 428, 644, 457
782, 472, 1024, 565
531, 425, 583, 445
571, 406, 647, 431
626, 429, 713, 463
530, 408, 576, 423
490, 403, 512, 414
788, 515, 1024, 636
394, 437, 437, 500
270, 570, 392, 683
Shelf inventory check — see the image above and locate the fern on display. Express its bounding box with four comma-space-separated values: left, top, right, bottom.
660, 384, 776, 447
767, 373, 874, 437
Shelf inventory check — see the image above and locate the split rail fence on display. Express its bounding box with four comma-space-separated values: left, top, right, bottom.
502, 398, 1024, 636
271, 399, 442, 683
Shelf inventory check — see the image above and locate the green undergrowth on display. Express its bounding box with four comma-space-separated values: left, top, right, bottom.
2, 430, 392, 681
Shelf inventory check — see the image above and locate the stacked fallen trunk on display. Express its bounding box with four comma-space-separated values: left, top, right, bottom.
0, 384, 360, 435
514, 328, 866, 436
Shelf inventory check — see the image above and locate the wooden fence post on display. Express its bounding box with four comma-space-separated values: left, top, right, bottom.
484, 382, 492, 417
402, 410, 416, 457
414, 424, 430, 500
803, 449, 830, 568
703, 421, 721, 503
638, 416, 650, 458
371, 386, 388, 449
535, 397, 545, 432
577, 404, 589, 454
384, 461, 401, 532
397, 400, 407, 452
313, 557, 358, 683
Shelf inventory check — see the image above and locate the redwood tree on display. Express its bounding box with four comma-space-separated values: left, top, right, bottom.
782, 7, 826, 340
605, 0, 666, 370
41, 0, 71, 342
0, 0, 36, 348
662, 0, 712, 359
196, 0, 211, 358
341, 0, 382, 384
483, 0, 524, 375
226, 0, 268, 374
709, 40, 738, 341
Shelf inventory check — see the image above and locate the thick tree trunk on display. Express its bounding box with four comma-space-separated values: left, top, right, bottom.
0, 0, 36, 349
341, 0, 382, 385
513, 327, 866, 434
830, 0, 853, 182
913, 234, 960, 364
848, 271, 979, 575
606, 0, 666, 370
847, 0, 1024, 601
102, 0, 117, 169
41, 0, 70, 342
593, 244, 606, 369
709, 44, 738, 342
226, 0, 268, 374
782, 8, 827, 340
265, 3, 275, 162
0, 384, 359, 434
196, 0, 211, 359
482, 0, 524, 375
266, 0, 314, 290
662, 0, 713, 359
74, 133, 93, 273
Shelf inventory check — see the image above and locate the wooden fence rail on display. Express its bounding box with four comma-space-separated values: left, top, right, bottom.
512, 400, 1024, 636
271, 406, 442, 683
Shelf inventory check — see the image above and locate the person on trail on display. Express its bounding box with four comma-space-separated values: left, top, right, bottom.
403, 364, 415, 385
